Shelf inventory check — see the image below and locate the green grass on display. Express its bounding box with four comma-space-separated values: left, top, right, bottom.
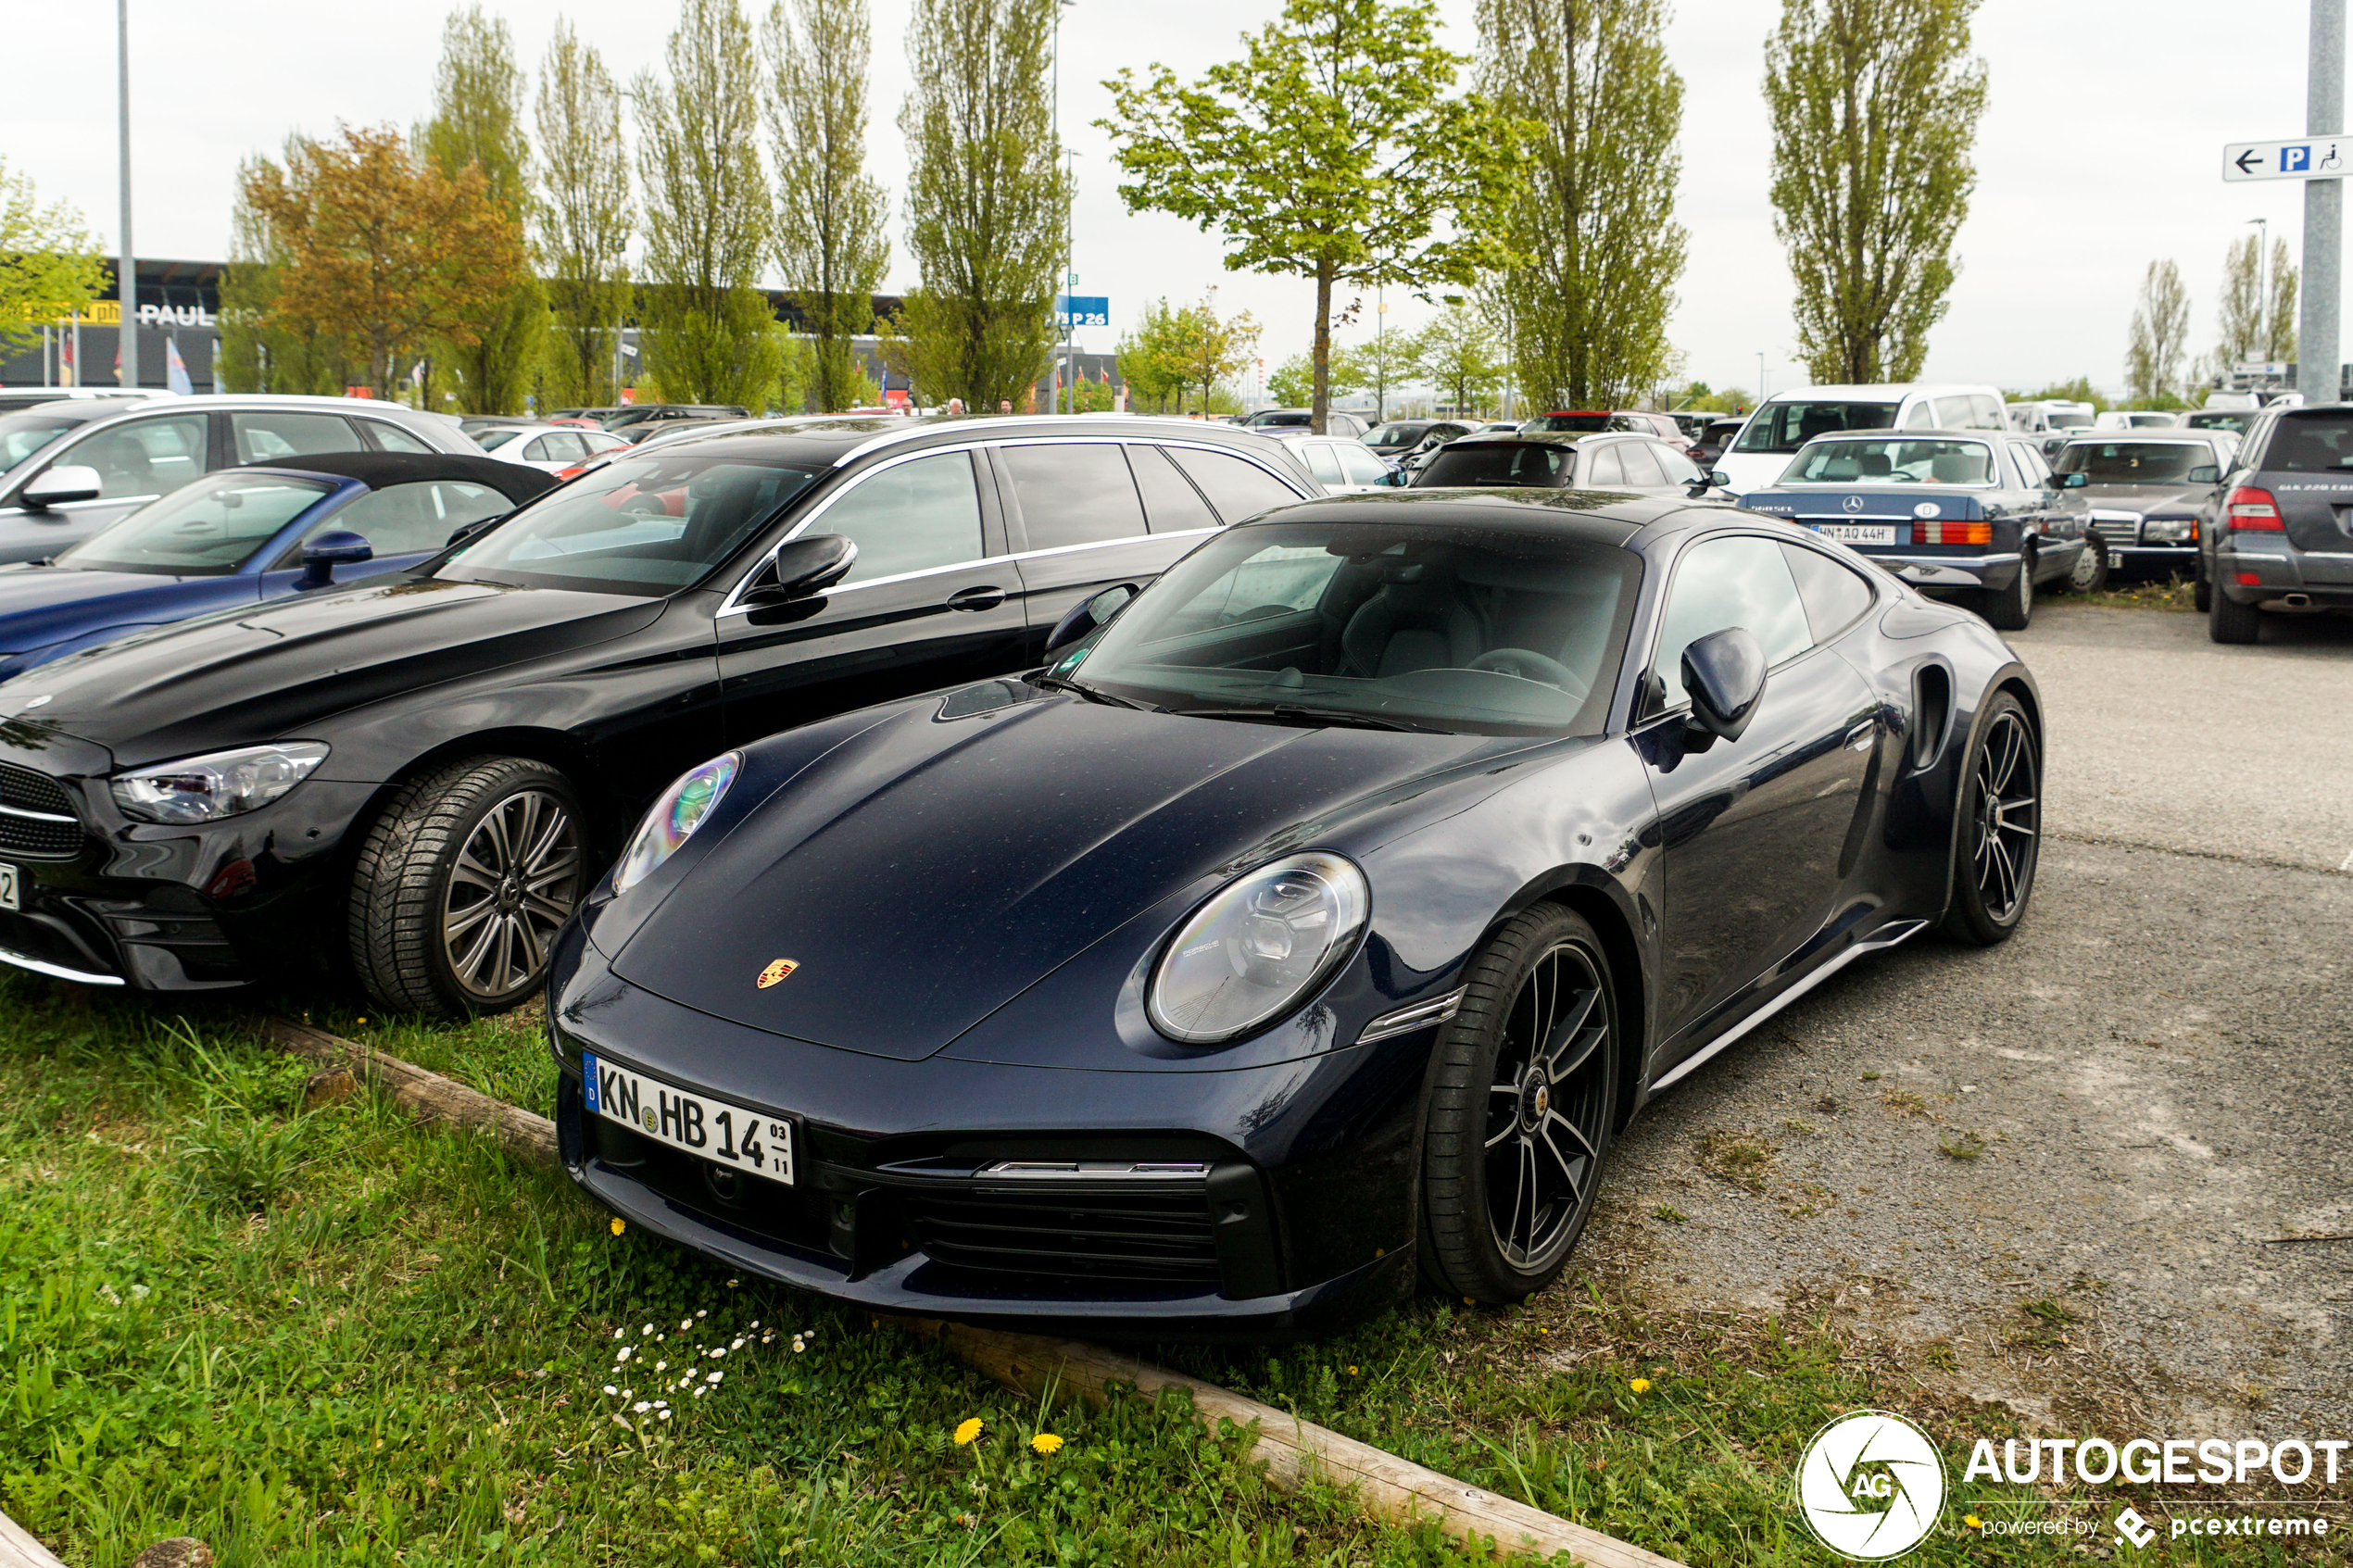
2075, 572, 2199, 612
2, 975, 2342, 1565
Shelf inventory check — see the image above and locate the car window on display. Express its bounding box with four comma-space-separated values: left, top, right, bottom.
1164, 446, 1301, 523
56, 473, 332, 574
585, 431, 628, 452
0, 414, 86, 477
522, 436, 554, 462
1648, 534, 1814, 710
304, 480, 513, 558
1584, 445, 1628, 486
1735, 401, 1901, 453
475, 428, 524, 451
2259, 415, 2353, 473
1782, 438, 1992, 485
1617, 442, 1672, 486
1969, 395, 2007, 430
1125, 444, 1221, 532
1655, 444, 1704, 484
813, 450, 986, 583
2055, 442, 2212, 483
67, 413, 209, 499
1300, 441, 1346, 486
1415, 442, 1571, 487
1903, 401, 1936, 430
1931, 395, 1974, 428
999, 442, 1149, 550
2011, 443, 2052, 487
1338, 445, 1390, 484
1779, 542, 1877, 641
363, 419, 434, 454
233, 411, 363, 465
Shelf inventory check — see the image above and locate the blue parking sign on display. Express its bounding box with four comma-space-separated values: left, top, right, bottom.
2285, 144, 2312, 172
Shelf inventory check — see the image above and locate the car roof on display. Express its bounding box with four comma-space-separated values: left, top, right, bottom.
1799, 427, 2003, 441
1766, 383, 1997, 399
1232, 484, 1718, 544
238, 450, 558, 501
2055, 430, 2215, 443
641, 413, 1305, 468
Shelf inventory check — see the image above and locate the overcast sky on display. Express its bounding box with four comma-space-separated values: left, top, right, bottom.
0, 0, 2332, 400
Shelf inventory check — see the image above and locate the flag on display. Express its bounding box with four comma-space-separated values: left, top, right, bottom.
165, 338, 193, 397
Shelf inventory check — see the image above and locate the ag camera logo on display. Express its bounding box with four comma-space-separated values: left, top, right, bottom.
1794, 1411, 1948, 1560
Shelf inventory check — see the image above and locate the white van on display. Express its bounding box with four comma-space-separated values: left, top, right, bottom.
1716, 383, 2008, 493
2092, 409, 2182, 430
2007, 399, 2096, 435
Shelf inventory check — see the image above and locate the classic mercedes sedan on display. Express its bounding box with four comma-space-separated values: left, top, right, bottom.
549, 488, 2045, 1333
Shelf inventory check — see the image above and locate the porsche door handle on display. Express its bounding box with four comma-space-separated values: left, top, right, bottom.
945, 585, 1008, 611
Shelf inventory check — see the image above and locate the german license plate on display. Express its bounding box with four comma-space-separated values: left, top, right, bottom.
584, 1052, 794, 1185
0, 863, 17, 911
1818, 523, 1899, 545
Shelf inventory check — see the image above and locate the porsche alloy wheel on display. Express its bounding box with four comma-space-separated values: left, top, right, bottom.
1421, 905, 1617, 1302
350, 756, 585, 1017
1941, 695, 2040, 946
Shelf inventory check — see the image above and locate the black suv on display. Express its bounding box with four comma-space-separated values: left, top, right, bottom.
2196, 404, 2353, 642
0, 417, 1316, 1013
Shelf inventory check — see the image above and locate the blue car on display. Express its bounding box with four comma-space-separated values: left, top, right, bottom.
0, 452, 551, 681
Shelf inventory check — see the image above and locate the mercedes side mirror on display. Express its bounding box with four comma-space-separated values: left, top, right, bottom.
21, 465, 101, 510
1044, 582, 1139, 655
299, 530, 374, 588
2186, 464, 2220, 483
741, 533, 858, 607
2054, 471, 2089, 489
1681, 627, 1767, 746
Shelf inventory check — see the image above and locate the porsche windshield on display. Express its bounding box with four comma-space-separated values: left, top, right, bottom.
1067, 521, 1642, 736
2053, 442, 2210, 483
438, 453, 819, 594
1779, 438, 1994, 486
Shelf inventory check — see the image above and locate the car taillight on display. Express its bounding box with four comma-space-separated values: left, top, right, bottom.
2226, 485, 2284, 529
1911, 520, 1992, 546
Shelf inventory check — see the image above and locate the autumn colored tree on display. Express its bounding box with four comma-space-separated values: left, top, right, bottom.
245, 124, 525, 399
218, 144, 351, 395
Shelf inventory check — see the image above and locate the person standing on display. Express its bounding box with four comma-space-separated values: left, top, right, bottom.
946, 397, 965, 415
998, 399, 1013, 415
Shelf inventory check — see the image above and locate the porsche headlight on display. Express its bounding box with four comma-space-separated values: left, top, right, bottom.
111, 742, 329, 824
1148, 851, 1369, 1044
613, 751, 740, 892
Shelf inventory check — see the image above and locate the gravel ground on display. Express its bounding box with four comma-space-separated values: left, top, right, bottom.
1580, 600, 2353, 1440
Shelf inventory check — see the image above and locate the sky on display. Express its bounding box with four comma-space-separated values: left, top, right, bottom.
0, 0, 2333, 402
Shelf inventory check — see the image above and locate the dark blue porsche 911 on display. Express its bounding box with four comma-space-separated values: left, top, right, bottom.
548, 487, 2043, 1333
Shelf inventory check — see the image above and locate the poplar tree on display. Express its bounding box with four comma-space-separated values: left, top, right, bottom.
898, 0, 1067, 410
1764, 0, 1987, 383
535, 20, 634, 409
420, 6, 543, 414
2124, 259, 2191, 406
2217, 234, 2298, 367
635, 0, 783, 408
764, 0, 890, 412
1479, 0, 1684, 408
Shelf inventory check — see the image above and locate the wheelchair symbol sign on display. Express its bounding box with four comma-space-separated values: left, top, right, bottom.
2225, 138, 2345, 180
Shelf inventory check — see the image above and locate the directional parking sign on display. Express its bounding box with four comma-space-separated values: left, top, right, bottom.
2223, 138, 2348, 181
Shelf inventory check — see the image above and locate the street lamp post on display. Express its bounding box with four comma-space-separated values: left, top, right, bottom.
117, 0, 136, 391
1052, 0, 1076, 414
2299, 0, 2345, 405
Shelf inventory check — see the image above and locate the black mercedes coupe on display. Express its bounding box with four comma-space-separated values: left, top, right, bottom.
548, 487, 2045, 1331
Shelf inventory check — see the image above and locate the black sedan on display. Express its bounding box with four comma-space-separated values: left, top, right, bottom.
0, 418, 1315, 1012
550, 489, 2044, 1332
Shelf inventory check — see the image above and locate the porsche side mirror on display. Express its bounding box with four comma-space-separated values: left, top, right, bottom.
1045, 581, 1139, 655
1681, 627, 1766, 745
299, 530, 374, 588
446, 511, 510, 547
21, 465, 102, 510
2186, 464, 2220, 483
741, 532, 858, 607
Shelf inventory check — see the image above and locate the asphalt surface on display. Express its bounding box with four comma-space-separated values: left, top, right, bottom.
1578, 601, 2353, 1440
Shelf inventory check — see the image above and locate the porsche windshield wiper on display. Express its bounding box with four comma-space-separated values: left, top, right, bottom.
1171, 704, 1430, 733
1030, 671, 1155, 710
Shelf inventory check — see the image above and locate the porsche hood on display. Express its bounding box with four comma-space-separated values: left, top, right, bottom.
608, 689, 1495, 1061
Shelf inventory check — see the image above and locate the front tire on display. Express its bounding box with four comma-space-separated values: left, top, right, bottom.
1981, 557, 2034, 631
348, 756, 585, 1017
1940, 694, 2041, 947
1420, 905, 1618, 1303
2208, 583, 2264, 644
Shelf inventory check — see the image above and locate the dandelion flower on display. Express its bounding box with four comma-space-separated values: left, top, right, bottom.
1964, 1515, 1983, 1530
1346, 1366, 1360, 1376
610, 1217, 625, 1236
1629, 1378, 1651, 1394
1031, 1433, 1064, 1455
603, 1385, 619, 1397
955, 1418, 984, 1446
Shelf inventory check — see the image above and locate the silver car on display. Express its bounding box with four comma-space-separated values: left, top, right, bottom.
0, 395, 478, 565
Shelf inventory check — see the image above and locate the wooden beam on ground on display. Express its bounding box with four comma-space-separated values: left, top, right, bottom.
887, 1317, 1688, 1568
257, 1017, 557, 1167
0, 1509, 68, 1568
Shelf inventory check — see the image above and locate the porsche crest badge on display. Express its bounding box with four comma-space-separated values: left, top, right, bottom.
756, 958, 799, 989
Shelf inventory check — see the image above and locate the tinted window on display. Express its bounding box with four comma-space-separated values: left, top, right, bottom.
1655, 444, 1704, 484
0, 414, 85, 477
2056, 442, 2215, 483
69, 413, 208, 499
309, 480, 512, 557
233, 412, 362, 464
817, 450, 985, 582
2259, 416, 2353, 473
1000, 442, 1149, 550
1782, 438, 1993, 485
475, 428, 524, 451
1164, 446, 1300, 522
1649, 535, 1813, 709
58, 474, 331, 574
1524, 412, 1612, 433
364, 420, 434, 454
1126, 444, 1220, 532
1584, 445, 1628, 486
1415, 442, 1570, 487
1735, 401, 1900, 453
1780, 542, 1877, 640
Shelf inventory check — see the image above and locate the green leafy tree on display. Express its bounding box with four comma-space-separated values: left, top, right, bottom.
1267, 349, 1362, 408
764, 0, 890, 411
1101, 0, 1521, 433
419, 6, 544, 414
1116, 298, 1195, 413
1480, 0, 1684, 408
898, 0, 1067, 410
635, 0, 782, 408
1414, 302, 1505, 415
2124, 258, 2191, 406
0, 158, 107, 357
217, 145, 350, 395
1764, 0, 1987, 383
2218, 234, 2298, 369
1343, 316, 1422, 421
535, 20, 633, 409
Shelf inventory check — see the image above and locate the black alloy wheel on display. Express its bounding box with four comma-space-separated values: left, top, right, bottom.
349, 756, 585, 1017
1420, 905, 1618, 1302
1982, 556, 2034, 631
2061, 536, 2108, 594
1941, 694, 2041, 946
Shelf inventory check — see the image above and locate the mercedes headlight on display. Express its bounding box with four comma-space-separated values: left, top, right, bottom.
613, 751, 740, 892
2144, 516, 2194, 542
1148, 851, 1369, 1044
112, 742, 329, 824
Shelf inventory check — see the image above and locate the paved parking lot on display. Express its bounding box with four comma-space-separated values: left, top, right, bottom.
1584, 602, 2353, 1438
